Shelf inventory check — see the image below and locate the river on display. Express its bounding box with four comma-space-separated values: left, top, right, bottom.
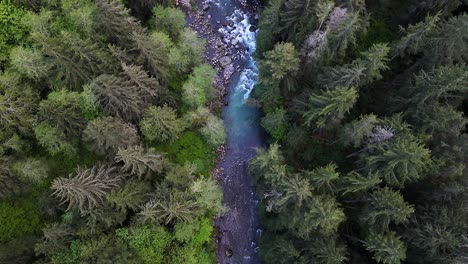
189, 0, 265, 263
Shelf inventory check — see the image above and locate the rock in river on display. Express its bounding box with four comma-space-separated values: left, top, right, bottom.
219, 56, 232, 68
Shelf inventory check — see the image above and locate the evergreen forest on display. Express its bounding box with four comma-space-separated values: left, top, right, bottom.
252, 0, 468, 263
0, 0, 467, 263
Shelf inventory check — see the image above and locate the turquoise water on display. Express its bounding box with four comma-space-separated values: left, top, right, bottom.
206, 1, 264, 263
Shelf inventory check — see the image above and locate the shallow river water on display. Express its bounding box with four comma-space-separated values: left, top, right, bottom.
200, 0, 265, 263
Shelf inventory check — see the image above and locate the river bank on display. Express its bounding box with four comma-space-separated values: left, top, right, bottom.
183, 0, 264, 263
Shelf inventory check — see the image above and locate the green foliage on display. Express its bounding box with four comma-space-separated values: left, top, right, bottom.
51, 164, 122, 213
84, 116, 139, 156
107, 180, 150, 212
138, 191, 199, 225
115, 145, 168, 179
361, 188, 414, 231
151, 6, 185, 40
182, 64, 217, 108
34, 122, 77, 157
359, 134, 432, 187
0, 0, 26, 67
200, 115, 226, 147
169, 29, 206, 75
365, 231, 407, 264
261, 107, 289, 141
263, 42, 300, 80
9, 46, 50, 79
12, 157, 49, 184
339, 114, 378, 147
0, 193, 43, 242
38, 90, 87, 137
160, 131, 215, 176
140, 105, 183, 143
303, 86, 358, 128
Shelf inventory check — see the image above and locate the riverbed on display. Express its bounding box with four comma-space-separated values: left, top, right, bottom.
187, 0, 265, 263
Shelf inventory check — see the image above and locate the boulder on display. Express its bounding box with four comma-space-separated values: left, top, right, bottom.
219, 56, 232, 68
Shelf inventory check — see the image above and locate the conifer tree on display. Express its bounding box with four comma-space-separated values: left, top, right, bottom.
84, 116, 139, 156
107, 180, 150, 213
95, 0, 145, 47
115, 145, 168, 179
359, 134, 431, 187
140, 105, 183, 143
51, 164, 123, 213
365, 231, 407, 264
361, 188, 414, 231
303, 86, 358, 128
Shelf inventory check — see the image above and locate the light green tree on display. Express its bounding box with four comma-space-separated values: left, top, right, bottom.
182, 64, 217, 108
303, 86, 358, 128
364, 231, 407, 264
200, 115, 226, 147
263, 42, 300, 80
140, 105, 183, 143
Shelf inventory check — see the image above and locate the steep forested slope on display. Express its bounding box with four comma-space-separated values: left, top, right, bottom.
250, 0, 468, 263
0, 0, 225, 262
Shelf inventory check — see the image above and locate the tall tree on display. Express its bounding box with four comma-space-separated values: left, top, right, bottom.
364, 231, 407, 264
51, 164, 123, 213
361, 188, 414, 231
115, 145, 168, 179
140, 105, 183, 143
303, 86, 358, 128
83, 116, 139, 156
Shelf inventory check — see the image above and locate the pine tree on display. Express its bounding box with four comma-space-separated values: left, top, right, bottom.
83, 116, 139, 156
90, 74, 141, 121
275, 175, 313, 208
393, 14, 440, 57
38, 90, 87, 138
278, 0, 319, 45
94, 0, 145, 47
34, 223, 75, 257
304, 195, 345, 236
249, 143, 285, 179
115, 145, 168, 179
303, 163, 340, 194
361, 188, 414, 231
12, 158, 49, 184
337, 172, 381, 195
51, 164, 123, 213
138, 191, 199, 224
306, 237, 348, 264
364, 231, 407, 264
261, 107, 289, 141
107, 180, 150, 213
339, 114, 379, 147
303, 86, 358, 128
359, 134, 432, 187
9, 46, 50, 80
140, 105, 183, 143
200, 115, 226, 147
32, 31, 114, 89
263, 42, 300, 81
132, 31, 169, 81
326, 12, 365, 60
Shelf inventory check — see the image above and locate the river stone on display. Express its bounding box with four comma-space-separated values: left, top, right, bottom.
219, 56, 232, 68
231, 38, 239, 45
202, 4, 210, 11
225, 248, 233, 257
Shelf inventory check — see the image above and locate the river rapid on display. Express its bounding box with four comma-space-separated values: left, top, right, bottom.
189, 0, 265, 263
